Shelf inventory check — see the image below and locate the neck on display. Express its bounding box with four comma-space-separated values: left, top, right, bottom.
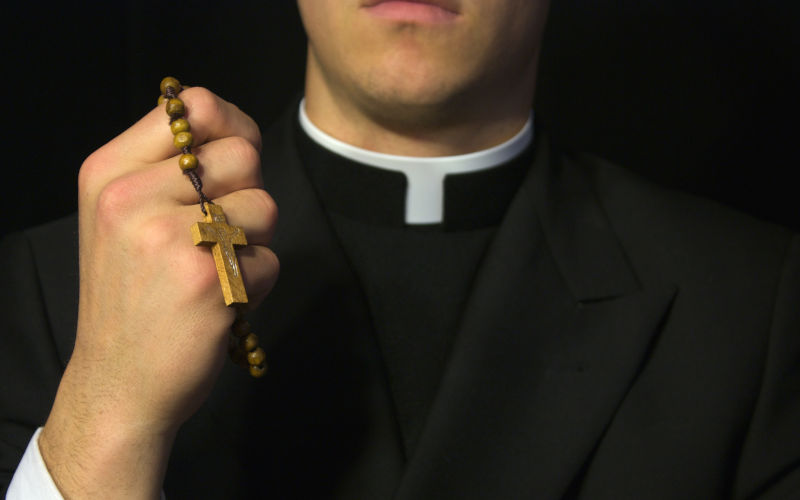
303, 56, 534, 157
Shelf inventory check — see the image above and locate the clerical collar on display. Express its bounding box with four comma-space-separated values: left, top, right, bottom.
298, 99, 534, 226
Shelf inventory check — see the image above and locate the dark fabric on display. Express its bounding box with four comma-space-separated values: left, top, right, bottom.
325, 214, 496, 457
2, 106, 800, 499
297, 121, 530, 455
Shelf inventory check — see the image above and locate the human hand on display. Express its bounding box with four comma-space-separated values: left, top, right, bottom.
39, 86, 279, 498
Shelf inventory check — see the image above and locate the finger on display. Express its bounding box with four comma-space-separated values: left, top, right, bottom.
183, 187, 279, 248
104, 87, 261, 166
146, 135, 263, 204
213, 187, 279, 247
185, 229, 279, 307
237, 245, 280, 301
79, 88, 261, 208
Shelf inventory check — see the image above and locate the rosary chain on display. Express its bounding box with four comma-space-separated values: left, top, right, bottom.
159, 76, 267, 378
163, 82, 212, 215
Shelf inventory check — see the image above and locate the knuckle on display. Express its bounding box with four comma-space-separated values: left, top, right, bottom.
78, 149, 110, 199
133, 215, 178, 256
94, 177, 138, 229
225, 100, 262, 151
226, 136, 261, 172
250, 189, 278, 226
246, 117, 262, 153
267, 248, 280, 277
183, 86, 261, 152
255, 248, 280, 296
183, 86, 223, 127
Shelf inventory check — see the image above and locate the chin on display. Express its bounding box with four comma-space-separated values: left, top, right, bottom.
360, 60, 470, 115
358, 83, 470, 130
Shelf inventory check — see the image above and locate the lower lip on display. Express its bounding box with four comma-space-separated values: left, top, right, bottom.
363, 1, 459, 24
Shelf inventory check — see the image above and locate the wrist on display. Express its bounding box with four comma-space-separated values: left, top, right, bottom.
40, 419, 176, 499
40, 379, 177, 499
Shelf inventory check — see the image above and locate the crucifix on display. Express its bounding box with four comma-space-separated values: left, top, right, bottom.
191, 202, 249, 306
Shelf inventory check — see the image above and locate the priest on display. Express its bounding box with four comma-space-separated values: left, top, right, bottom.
3, 0, 800, 498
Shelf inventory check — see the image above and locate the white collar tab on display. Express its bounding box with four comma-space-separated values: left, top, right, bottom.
298, 99, 534, 224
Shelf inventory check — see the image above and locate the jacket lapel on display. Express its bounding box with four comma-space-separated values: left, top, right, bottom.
396, 139, 676, 499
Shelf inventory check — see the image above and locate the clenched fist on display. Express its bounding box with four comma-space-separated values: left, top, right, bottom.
39, 87, 279, 499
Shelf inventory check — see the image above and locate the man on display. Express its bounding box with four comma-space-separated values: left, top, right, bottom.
2, 0, 799, 498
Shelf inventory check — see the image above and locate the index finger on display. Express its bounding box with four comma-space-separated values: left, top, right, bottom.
105, 86, 262, 165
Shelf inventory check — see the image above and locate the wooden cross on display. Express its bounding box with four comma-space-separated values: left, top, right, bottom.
191, 202, 249, 306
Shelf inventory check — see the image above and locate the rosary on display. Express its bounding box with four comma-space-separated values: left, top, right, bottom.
159, 76, 267, 378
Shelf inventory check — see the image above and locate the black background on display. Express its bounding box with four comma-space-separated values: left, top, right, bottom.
2, 1, 799, 238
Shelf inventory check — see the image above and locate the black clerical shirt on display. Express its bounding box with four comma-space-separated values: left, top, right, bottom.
296, 122, 534, 456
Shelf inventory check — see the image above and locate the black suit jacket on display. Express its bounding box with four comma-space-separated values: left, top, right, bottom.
2, 110, 799, 499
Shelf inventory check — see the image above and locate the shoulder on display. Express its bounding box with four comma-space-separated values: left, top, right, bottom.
558, 149, 795, 279
0, 213, 79, 365
546, 146, 799, 334
545, 149, 800, 497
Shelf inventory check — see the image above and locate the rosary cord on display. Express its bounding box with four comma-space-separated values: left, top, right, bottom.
186, 170, 212, 209
165, 85, 212, 215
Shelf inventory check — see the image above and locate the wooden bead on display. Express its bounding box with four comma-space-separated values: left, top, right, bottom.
249, 362, 268, 378
170, 118, 190, 135
247, 347, 266, 366
160, 76, 182, 95
178, 153, 198, 171
166, 98, 185, 118
157, 95, 168, 106
232, 319, 251, 337
173, 131, 193, 149
240, 333, 259, 352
